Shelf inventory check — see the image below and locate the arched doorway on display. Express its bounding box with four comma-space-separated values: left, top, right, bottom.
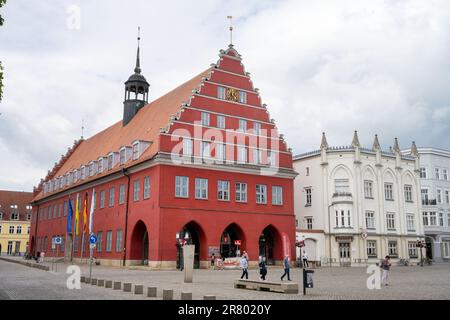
304, 239, 317, 261
130, 220, 149, 265
259, 225, 282, 265
220, 223, 245, 258
177, 221, 204, 269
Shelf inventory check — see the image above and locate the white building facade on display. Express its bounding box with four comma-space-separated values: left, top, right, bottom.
294, 132, 425, 267
403, 147, 450, 262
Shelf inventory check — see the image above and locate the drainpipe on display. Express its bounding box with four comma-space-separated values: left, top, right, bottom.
33, 204, 40, 256
122, 168, 131, 267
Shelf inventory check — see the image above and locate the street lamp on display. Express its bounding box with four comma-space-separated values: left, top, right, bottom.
416, 238, 424, 267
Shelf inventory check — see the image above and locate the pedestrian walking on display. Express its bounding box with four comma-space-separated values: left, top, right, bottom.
210, 253, 216, 270
39, 251, 45, 264
259, 257, 267, 281
381, 255, 391, 286
302, 251, 309, 268
281, 255, 291, 281
240, 255, 249, 279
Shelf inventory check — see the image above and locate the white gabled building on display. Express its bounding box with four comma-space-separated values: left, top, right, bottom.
294, 132, 425, 267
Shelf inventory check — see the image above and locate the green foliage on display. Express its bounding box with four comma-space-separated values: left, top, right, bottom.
0, 0, 6, 26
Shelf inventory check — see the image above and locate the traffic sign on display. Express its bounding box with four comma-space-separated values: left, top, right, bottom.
53, 237, 62, 245
89, 234, 97, 244
90, 243, 96, 249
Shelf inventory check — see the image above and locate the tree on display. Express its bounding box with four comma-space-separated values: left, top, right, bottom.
0, 0, 6, 102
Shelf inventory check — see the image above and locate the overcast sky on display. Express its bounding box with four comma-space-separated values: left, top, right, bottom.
1, 0, 449, 191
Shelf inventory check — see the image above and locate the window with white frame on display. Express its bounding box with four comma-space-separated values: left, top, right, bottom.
420, 167, 427, 178
335, 210, 351, 228
108, 154, 114, 170
105, 231, 112, 252
335, 179, 350, 194
238, 119, 247, 132
435, 168, 440, 180
201, 141, 210, 158
133, 180, 140, 201
408, 242, 418, 258
16, 226, 22, 234
27, 226, 30, 234
116, 229, 123, 252
100, 190, 105, 209
0, 225, 2, 233
235, 182, 247, 202
421, 189, 429, 204
80, 166, 86, 180
404, 185, 413, 202
305, 188, 312, 206
217, 115, 226, 129
97, 159, 103, 173
443, 169, 448, 181
237, 146, 247, 163
384, 183, 394, 200
437, 189, 443, 204
367, 241, 377, 257
119, 184, 125, 204
217, 86, 226, 100
195, 178, 208, 200
218, 180, 230, 201
272, 186, 283, 205
109, 187, 115, 207
423, 212, 429, 226
256, 184, 267, 204
238, 90, 247, 104
268, 151, 276, 167
406, 214, 415, 231
388, 241, 398, 256
9, 226, 14, 234
97, 231, 103, 253
386, 212, 396, 230
143, 176, 150, 199
364, 180, 373, 198
445, 190, 450, 204
201, 112, 210, 126
11, 213, 19, 220
439, 212, 444, 227
175, 176, 189, 198
306, 217, 313, 230
132, 142, 140, 160
120, 148, 126, 165
253, 149, 262, 165
216, 143, 225, 161
443, 241, 450, 258
183, 138, 193, 156
366, 211, 375, 229
254, 122, 261, 135
429, 212, 437, 226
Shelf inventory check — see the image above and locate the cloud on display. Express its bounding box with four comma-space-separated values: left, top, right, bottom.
0, 0, 449, 190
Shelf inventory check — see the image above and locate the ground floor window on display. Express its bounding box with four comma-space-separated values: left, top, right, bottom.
388, 241, 398, 257
442, 241, 450, 258
367, 240, 377, 257
408, 242, 418, 258
106, 231, 112, 252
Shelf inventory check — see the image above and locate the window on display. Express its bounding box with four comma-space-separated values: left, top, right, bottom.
388, 241, 398, 257
420, 167, 427, 179
27, 226, 30, 234
53, 205, 57, 219
175, 176, 189, 198
366, 211, 375, 229
256, 184, 267, 204
11, 213, 19, 220
217, 115, 226, 129
218, 86, 226, 100
97, 158, 104, 173
238, 90, 247, 104
132, 143, 140, 160
335, 210, 352, 228
443, 241, 450, 258
367, 241, 377, 257
423, 212, 429, 226
404, 185, 413, 202
144, 177, 151, 199
133, 180, 140, 201
445, 190, 450, 204
364, 181, 373, 198
120, 148, 126, 165
119, 184, 125, 205
9, 226, 14, 234
430, 212, 437, 226
97, 232, 102, 253
195, 178, 208, 200
254, 122, 261, 135
253, 149, 262, 164
437, 189, 442, 204
89, 162, 94, 176
439, 212, 444, 227
100, 190, 105, 209
183, 138, 193, 156
406, 214, 415, 231
306, 217, 313, 230
306, 167, 310, 176
443, 169, 448, 181
268, 151, 276, 167
81, 166, 86, 179
105, 231, 112, 252
0, 225, 2, 233
305, 188, 312, 206
201, 112, 210, 126
237, 146, 247, 163
16, 226, 22, 234
218, 180, 230, 201
238, 119, 247, 132
27, 213, 31, 221
335, 179, 350, 194
386, 212, 395, 230
58, 204, 62, 218
201, 141, 210, 158
421, 189, 429, 205
435, 168, 440, 180
235, 183, 247, 202
408, 242, 418, 258
384, 183, 394, 200
216, 143, 225, 161
108, 154, 114, 170
92, 191, 97, 210
109, 187, 115, 207
272, 186, 283, 205
448, 213, 450, 228
116, 229, 123, 252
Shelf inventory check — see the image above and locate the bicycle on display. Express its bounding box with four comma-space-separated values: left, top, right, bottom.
398, 258, 409, 266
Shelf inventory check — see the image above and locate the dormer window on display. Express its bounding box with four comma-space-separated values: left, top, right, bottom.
120, 147, 132, 165
108, 154, 114, 170
98, 157, 104, 173
132, 142, 140, 160
59, 177, 63, 189
81, 166, 86, 180
89, 162, 95, 177
26, 205, 32, 210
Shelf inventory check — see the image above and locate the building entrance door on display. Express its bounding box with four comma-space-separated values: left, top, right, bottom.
339, 242, 351, 267
7, 241, 13, 255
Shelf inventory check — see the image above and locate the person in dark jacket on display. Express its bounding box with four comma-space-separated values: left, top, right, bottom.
281, 255, 291, 281
259, 257, 267, 281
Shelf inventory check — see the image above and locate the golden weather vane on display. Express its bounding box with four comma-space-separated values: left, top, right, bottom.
227, 15, 233, 45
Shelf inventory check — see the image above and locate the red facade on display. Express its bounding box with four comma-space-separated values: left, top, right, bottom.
30, 45, 297, 268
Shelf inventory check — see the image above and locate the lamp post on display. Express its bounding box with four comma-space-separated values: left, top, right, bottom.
327, 204, 334, 267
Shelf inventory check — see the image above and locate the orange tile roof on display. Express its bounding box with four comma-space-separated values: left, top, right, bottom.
33, 69, 211, 202
0, 190, 33, 221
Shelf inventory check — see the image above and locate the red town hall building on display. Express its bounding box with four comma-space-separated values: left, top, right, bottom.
29, 40, 297, 268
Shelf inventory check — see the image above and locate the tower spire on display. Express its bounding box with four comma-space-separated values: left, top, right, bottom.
351, 130, 360, 148
320, 132, 329, 149
134, 26, 141, 74
227, 16, 233, 46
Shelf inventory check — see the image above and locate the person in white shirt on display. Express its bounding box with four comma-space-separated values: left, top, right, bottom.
302, 251, 309, 268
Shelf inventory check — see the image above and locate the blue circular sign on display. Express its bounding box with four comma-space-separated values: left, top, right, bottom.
89, 234, 97, 244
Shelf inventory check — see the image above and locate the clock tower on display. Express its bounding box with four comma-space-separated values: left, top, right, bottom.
123, 28, 150, 126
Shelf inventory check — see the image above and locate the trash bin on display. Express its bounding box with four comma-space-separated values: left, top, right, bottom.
305, 269, 314, 288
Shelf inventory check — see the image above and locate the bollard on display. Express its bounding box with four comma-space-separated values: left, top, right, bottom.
113, 281, 121, 290
91, 278, 98, 286
147, 287, 157, 298
97, 279, 105, 287
105, 280, 113, 288
80, 276, 86, 283
134, 285, 144, 295
181, 292, 192, 300
203, 295, 216, 300
123, 283, 132, 292
163, 289, 173, 300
